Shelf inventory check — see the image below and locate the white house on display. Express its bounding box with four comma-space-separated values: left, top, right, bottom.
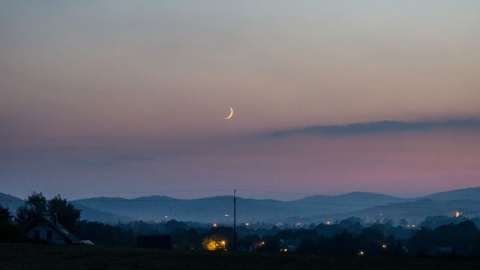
25, 216, 79, 245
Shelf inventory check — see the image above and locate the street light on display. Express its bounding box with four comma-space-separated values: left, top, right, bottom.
220, 240, 226, 251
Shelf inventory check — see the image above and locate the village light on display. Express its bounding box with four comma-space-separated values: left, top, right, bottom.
203, 238, 218, 251
221, 240, 226, 251
382, 244, 387, 249
202, 238, 227, 251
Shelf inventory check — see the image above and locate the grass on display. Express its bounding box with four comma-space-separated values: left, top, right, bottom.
1, 244, 480, 270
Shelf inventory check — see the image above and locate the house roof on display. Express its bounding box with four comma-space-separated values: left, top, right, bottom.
29, 216, 79, 244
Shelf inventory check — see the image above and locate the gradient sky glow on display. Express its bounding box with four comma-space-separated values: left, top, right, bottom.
1, 1, 480, 200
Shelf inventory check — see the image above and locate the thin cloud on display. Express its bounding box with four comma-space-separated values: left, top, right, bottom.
272, 119, 480, 137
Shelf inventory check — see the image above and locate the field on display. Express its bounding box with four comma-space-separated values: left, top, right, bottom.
1, 244, 480, 270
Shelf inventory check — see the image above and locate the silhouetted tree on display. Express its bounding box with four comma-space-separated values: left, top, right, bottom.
122, 220, 164, 235
165, 219, 187, 233
0, 204, 11, 224
16, 192, 47, 230
16, 192, 81, 232
340, 217, 362, 229
359, 227, 384, 244
298, 237, 317, 254
433, 220, 479, 256
258, 235, 279, 253
0, 204, 22, 243
473, 234, 480, 256
330, 230, 357, 255
171, 228, 202, 250
76, 220, 135, 247
48, 194, 81, 232
315, 223, 343, 237
407, 227, 432, 256
407, 221, 480, 256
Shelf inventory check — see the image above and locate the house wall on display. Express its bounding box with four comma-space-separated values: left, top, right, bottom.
26, 223, 68, 245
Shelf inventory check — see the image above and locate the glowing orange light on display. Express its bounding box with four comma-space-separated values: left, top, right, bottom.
203, 238, 227, 251
220, 240, 227, 251
203, 239, 218, 251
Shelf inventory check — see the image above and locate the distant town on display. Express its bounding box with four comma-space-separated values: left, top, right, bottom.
2, 188, 480, 257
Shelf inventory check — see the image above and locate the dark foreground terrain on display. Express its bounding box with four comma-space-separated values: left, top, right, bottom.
1, 244, 480, 270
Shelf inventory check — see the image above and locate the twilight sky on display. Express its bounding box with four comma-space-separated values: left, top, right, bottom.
1, 1, 479, 200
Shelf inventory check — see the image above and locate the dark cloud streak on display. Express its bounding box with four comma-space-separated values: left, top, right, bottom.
272, 119, 480, 137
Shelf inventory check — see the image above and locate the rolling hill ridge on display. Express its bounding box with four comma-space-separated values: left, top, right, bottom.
1, 187, 479, 224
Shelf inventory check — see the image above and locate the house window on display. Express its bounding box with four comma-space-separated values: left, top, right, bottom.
34, 230, 40, 239
47, 230, 52, 240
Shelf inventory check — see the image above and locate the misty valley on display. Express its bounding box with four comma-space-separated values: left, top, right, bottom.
2, 188, 480, 257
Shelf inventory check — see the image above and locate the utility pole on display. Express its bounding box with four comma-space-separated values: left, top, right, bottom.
233, 189, 236, 252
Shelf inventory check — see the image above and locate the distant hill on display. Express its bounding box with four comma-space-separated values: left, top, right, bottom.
74, 195, 185, 221
71, 203, 136, 224
72, 187, 480, 224
0, 192, 24, 214
74, 195, 318, 223
322, 188, 480, 224
74, 196, 295, 223
4, 187, 480, 224
293, 192, 406, 208
422, 187, 480, 201
332, 198, 480, 225
73, 192, 408, 224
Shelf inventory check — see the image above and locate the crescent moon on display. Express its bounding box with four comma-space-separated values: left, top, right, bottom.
225, 106, 234, 120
